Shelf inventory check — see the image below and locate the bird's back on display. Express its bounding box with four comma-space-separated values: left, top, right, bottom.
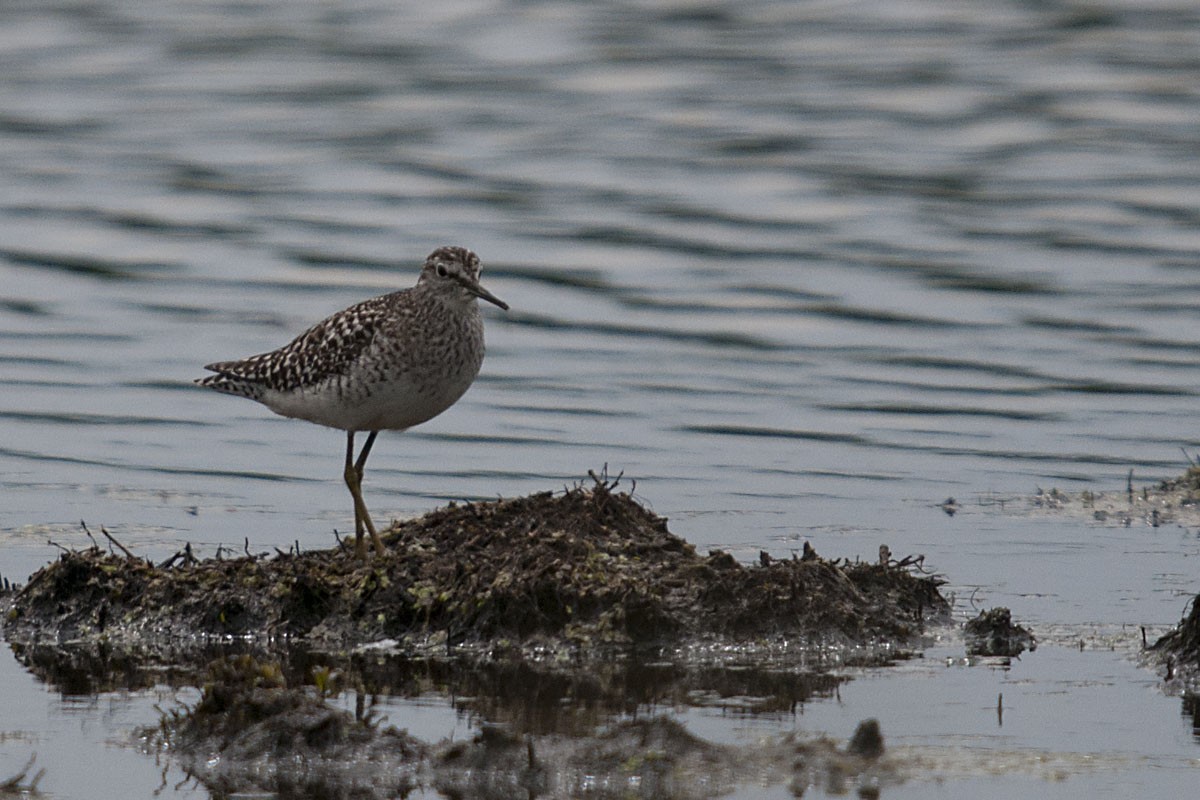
198, 292, 394, 399
197, 286, 487, 432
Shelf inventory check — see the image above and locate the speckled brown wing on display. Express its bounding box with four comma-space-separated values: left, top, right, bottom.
199, 291, 402, 398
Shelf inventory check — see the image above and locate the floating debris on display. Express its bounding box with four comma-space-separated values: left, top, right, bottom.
1013, 466, 1200, 528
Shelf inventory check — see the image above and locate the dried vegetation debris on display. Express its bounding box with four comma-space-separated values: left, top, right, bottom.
4, 478, 949, 657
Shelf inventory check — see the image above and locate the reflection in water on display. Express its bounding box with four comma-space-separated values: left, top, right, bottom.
1182, 693, 1200, 742
354, 655, 848, 736
11, 640, 848, 736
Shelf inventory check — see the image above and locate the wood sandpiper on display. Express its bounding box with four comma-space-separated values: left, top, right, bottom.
196, 246, 508, 558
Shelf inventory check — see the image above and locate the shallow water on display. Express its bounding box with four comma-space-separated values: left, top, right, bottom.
3, 0, 1200, 797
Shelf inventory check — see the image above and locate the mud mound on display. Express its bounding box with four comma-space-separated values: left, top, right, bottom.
4, 478, 948, 659
964, 607, 1036, 657
1150, 594, 1200, 691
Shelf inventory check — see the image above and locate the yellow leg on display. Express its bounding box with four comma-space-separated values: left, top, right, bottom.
344, 431, 385, 559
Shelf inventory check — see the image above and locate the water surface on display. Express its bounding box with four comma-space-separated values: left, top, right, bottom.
3, 0, 1200, 797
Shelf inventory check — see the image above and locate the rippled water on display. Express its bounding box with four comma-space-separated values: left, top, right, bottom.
3, 1, 1200, 797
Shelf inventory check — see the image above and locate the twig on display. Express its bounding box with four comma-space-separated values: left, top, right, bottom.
100, 525, 137, 559
587, 463, 623, 491
156, 542, 195, 569
896, 554, 931, 573
0, 753, 44, 793
80, 520, 98, 549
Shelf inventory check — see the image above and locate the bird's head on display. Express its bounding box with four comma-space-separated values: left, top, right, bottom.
419, 246, 509, 310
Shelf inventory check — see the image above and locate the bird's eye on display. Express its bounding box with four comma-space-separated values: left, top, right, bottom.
436, 264, 449, 278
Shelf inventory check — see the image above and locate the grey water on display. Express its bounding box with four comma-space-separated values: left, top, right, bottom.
2, 0, 1200, 796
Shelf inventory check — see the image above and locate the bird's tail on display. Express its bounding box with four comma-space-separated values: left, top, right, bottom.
195, 372, 266, 402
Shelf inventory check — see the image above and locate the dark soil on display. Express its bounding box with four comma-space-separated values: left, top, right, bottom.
3, 477, 949, 661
